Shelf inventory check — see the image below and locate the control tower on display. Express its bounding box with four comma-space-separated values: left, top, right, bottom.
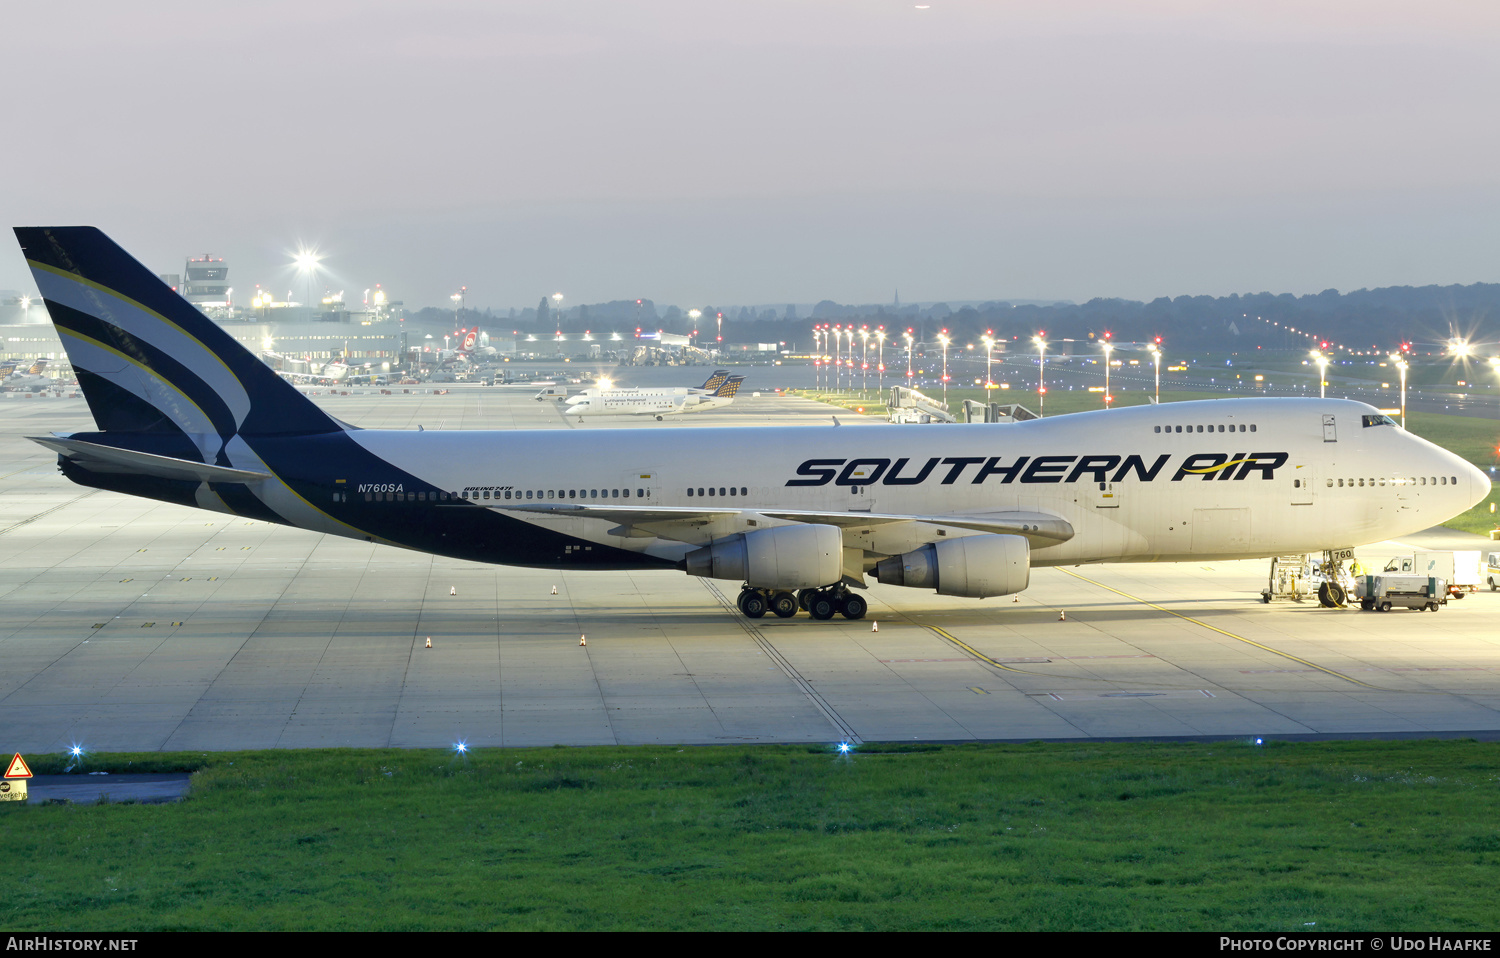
182, 255, 230, 310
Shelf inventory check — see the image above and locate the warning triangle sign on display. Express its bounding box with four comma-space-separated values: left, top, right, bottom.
5, 754, 32, 779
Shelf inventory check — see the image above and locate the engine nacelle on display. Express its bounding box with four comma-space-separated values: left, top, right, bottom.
873, 534, 1030, 598
683, 524, 842, 590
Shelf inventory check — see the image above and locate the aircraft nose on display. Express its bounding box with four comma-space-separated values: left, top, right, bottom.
1467, 459, 1493, 511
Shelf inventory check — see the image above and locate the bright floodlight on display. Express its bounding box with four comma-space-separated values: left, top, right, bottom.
454, 740, 469, 755
294, 249, 320, 271
597, 377, 613, 390
69, 744, 84, 757
837, 742, 852, 754
1452, 339, 1473, 358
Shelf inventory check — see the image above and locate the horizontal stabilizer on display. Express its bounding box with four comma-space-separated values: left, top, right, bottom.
29, 436, 271, 484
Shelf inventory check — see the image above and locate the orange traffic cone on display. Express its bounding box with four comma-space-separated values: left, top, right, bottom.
425, 637, 432, 648
579, 635, 587, 647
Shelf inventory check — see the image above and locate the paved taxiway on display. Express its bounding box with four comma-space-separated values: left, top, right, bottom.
2, 382, 1498, 752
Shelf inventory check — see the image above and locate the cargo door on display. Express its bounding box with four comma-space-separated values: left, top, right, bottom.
1322, 414, 1338, 442
1094, 480, 1119, 509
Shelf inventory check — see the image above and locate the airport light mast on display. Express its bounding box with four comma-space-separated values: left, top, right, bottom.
1150, 337, 1162, 404
1033, 333, 1047, 417
812, 326, 820, 389
904, 329, 914, 385
830, 325, 840, 390
876, 328, 886, 399
1311, 347, 1328, 399
825, 326, 835, 390
294, 248, 320, 319
860, 326, 870, 398
1393, 352, 1410, 428
844, 327, 855, 391
1101, 333, 1114, 409
822, 326, 834, 392
981, 331, 994, 393
938, 330, 950, 409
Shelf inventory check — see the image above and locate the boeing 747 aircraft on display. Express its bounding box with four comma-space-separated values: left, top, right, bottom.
14, 227, 1489, 622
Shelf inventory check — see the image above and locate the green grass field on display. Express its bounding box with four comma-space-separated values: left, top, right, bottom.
5, 741, 1500, 931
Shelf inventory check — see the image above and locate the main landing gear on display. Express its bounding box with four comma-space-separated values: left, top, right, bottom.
737, 584, 866, 621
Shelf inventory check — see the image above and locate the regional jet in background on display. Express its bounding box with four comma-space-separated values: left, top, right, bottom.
1, 358, 51, 391
563, 375, 744, 420
534, 369, 731, 403
14, 227, 1490, 624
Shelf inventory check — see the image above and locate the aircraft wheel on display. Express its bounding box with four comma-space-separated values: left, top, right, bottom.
840, 594, 868, 620
742, 592, 769, 619
808, 593, 838, 621
1318, 582, 1346, 608
770, 591, 799, 618
1261, 592, 1272, 604
797, 589, 813, 611
655, 416, 663, 421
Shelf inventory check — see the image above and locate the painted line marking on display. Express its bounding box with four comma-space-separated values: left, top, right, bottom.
1054, 568, 1384, 690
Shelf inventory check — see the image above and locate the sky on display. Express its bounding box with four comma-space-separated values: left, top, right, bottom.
3, 1, 1499, 312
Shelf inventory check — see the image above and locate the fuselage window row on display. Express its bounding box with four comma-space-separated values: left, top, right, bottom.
686, 487, 750, 497
1328, 476, 1453, 488
442, 489, 649, 502
1154, 424, 1255, 433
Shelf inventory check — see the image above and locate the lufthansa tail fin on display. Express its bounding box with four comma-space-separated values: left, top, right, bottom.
700, 369, 730, 391
714, 375, 745, 399
14, 227, 342, 439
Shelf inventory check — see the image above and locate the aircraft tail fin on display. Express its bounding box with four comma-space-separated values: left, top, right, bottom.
14, 227, 342, 440
714, 375, 745, 399
700, 369, 730, 391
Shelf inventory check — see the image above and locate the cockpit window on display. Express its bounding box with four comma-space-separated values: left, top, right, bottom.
1362, 414, 1397, 428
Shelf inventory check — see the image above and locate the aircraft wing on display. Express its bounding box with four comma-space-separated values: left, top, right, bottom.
29, 437, 272, 485
489, 502, 1073, 545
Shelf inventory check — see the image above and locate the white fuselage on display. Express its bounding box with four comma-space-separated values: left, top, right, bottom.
562, 391, 732, 417
343, 398, 1489, 566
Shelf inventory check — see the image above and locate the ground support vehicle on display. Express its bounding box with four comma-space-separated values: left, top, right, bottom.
1264, 549, 1355, 606
1382, 551, 1481, 598
1354, 574, 1447, 612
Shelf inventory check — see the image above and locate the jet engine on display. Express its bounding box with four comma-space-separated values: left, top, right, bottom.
683, 524, 842, 590
873, 534, 1029, 598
